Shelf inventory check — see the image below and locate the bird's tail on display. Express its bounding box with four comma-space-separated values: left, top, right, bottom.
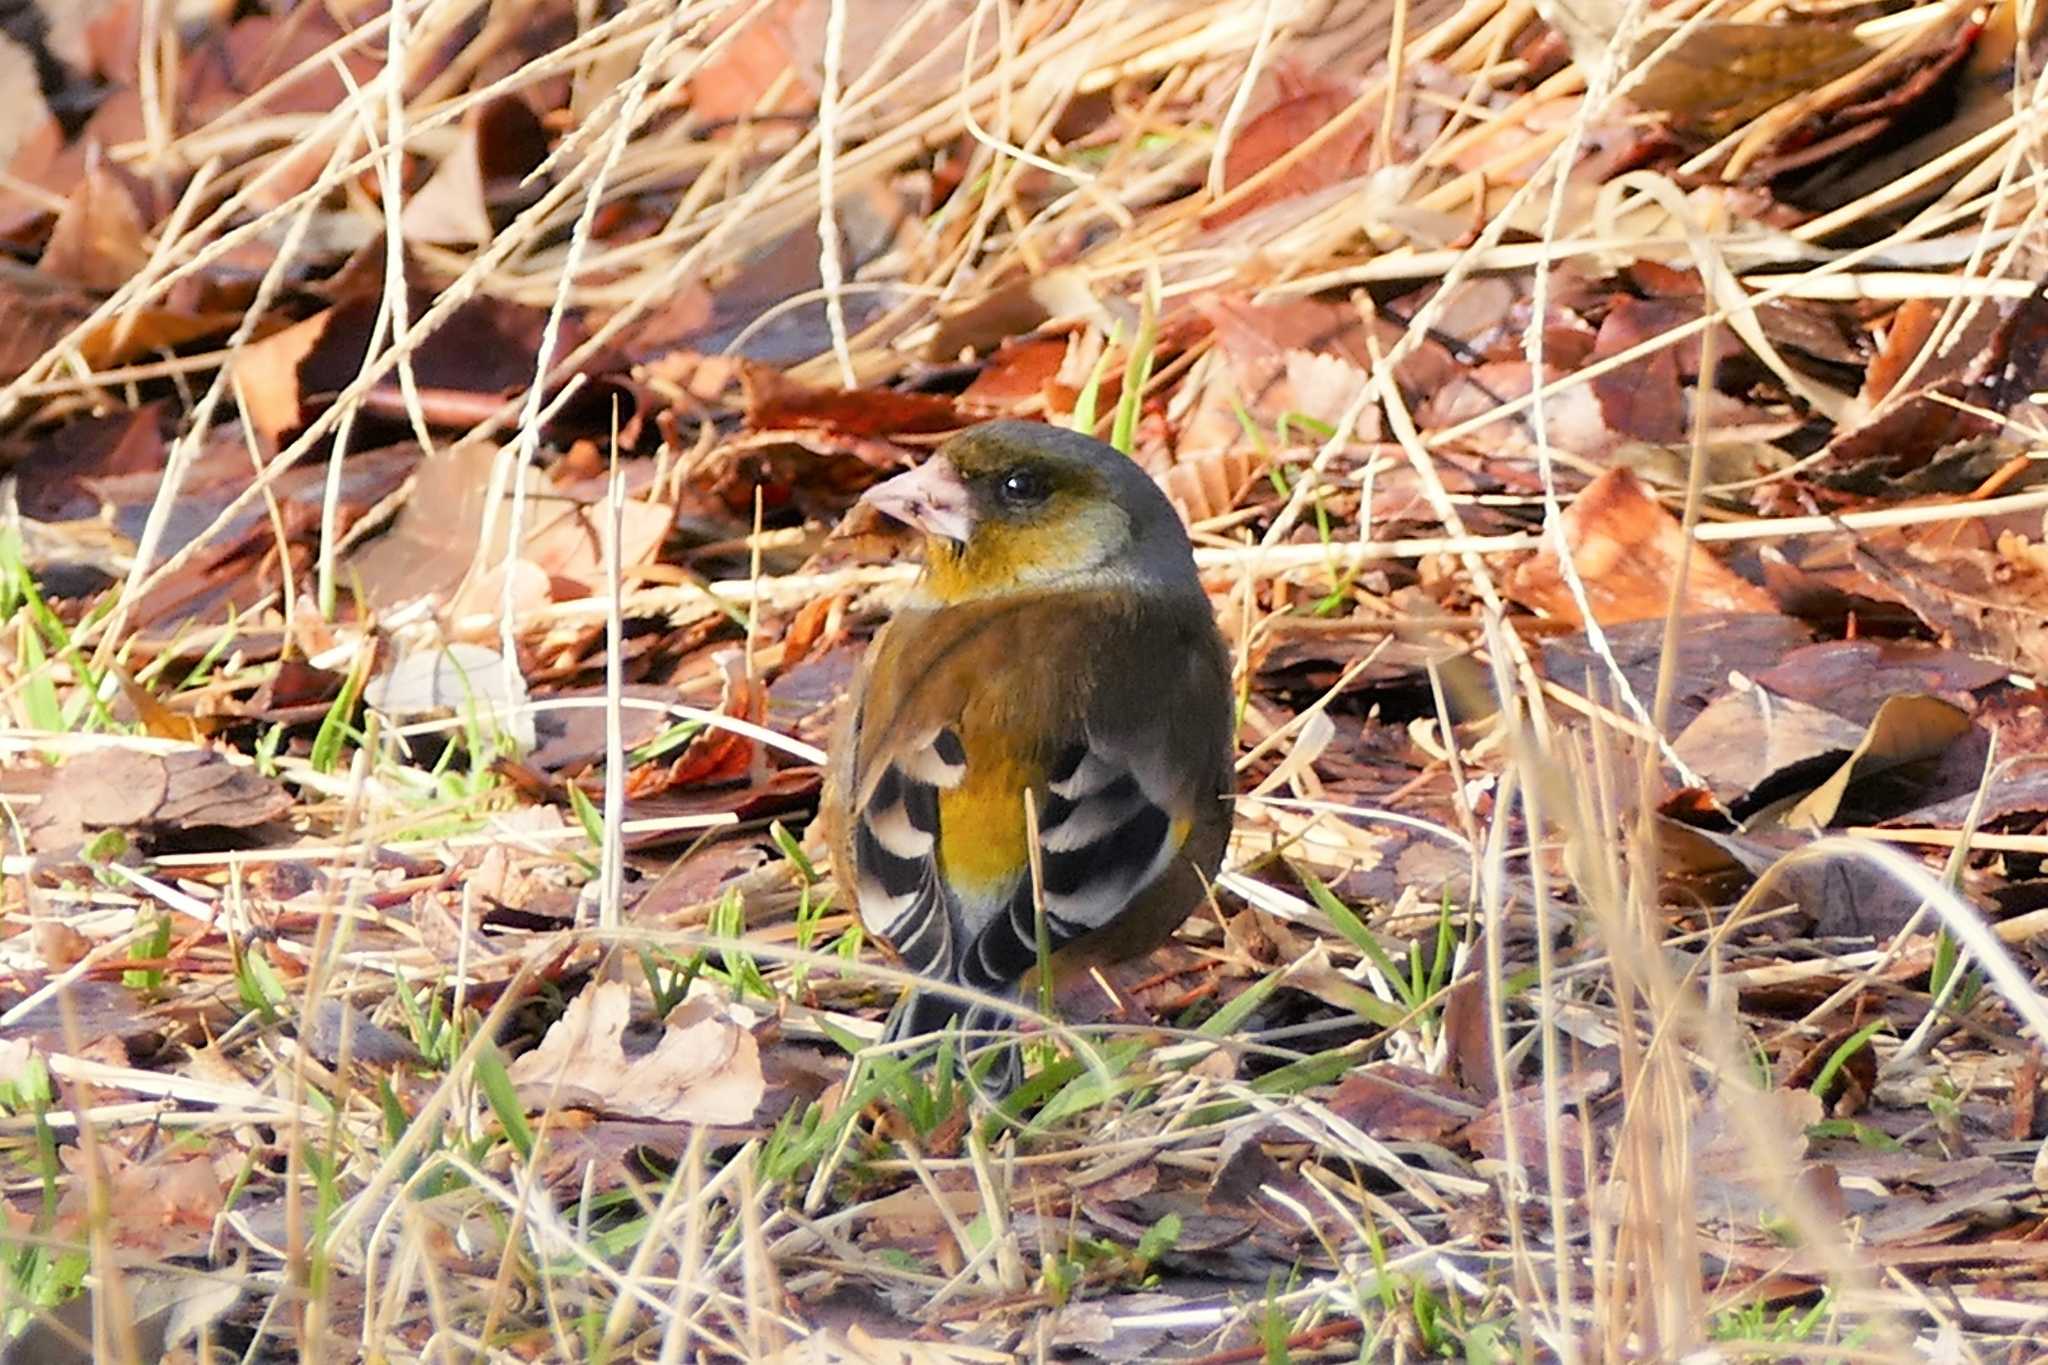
882, 988, 1023, 1093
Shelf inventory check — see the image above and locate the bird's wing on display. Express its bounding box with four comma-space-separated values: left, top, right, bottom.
845, 723, 964, 982
844, 595, 1229, 1013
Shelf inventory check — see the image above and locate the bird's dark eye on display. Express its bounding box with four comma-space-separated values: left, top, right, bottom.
995, 466, 1051, 508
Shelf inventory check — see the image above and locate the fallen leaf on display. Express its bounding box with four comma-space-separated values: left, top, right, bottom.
630, 649, 763, 794
1751, 639, 2005, 725
0, 1265, 244, 1365
1541, 611, 1813, 733
400, 95, 550, 246
1766, 694, 1974, 831
56, 1142, 222, 1251
958, 333, 1070, 412
741, 363, 966, 439
302, 1000, 423, 1069
493, 495, 672, 598
1672, 686, 1871, 808
524, 684, 675, 776
112, 668, 208, 743
1662, 814, 1981, 939
1626, 22, 1875, 139
1586, 298, 1690, 445
1205, 71, 1372, 228
1509, 467, 1778, 624
28, 746, 293, 852
1325, 1063, 1480, 1143
364, 641, 535, 753
1160, 446, 1266, 524
1692, 1086, 1825, 1224
228, 309, 334, 447
1416, 360, 1621, 461
0, 41, 49, 173
0, 264, 233, 383
6, 401, 167, 521
507, 979, 766, 1125
1824, 282, 2048, 483
1454, 1070, 1612, 1197
0, 980, 154, 1056
38, 163, 152, 291
347, 441, 515, 610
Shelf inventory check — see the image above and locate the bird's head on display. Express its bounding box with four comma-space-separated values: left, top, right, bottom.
860, 421, 1198, 604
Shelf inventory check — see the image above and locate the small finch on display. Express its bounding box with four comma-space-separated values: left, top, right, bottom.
825, 421, 1234, 1080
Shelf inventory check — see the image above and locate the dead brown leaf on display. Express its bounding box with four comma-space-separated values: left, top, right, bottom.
400, 95, 551, 246
56, 1141, 223, 1252
741, 363, 966, 439
1672, 687, 1870, 808
1204, 70, 1372, 228
28, 746, 292, 852
39, 163, 151, 291
1509, 467, 1779, 624
506, 979, 766, 1125
1627, 22, 1875, 139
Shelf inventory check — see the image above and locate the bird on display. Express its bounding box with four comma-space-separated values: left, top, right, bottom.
824, 420, 1234, 1083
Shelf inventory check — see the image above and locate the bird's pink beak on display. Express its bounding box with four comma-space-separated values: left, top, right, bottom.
861, 455, 976, 545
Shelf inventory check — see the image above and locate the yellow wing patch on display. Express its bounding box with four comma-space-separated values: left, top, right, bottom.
937, 742, 1039, 900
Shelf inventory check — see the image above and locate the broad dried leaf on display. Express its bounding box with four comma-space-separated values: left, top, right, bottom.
0, 980, 152, 1054
1415, 360, 1619, 460
924, 271, 1101, 361
1656, 820, 1944, 939
7, 401, 166, 520
1768, 694, 1973, 831
1508, 467, 1778, 624
632, 649, 762, 794
959, 333, 1070, 413
28, 746, 292, 852
39, 164, 151, 291
1752, 639, 2005, 725
56, 1143, 222, 1251
1325, 1063, 1479, 1143
1455, 1071, 1612, 1197
0, 264, 232, 381
1541, 612, 1813, 732
1628, 23, 1875, 138
683, 0, 814, 122
113, 668, 209, 743
1206, 73, 1372, 228
1587, 297, 1693, 444
303, 1000, 423, 1068
1672, 687, 1869, 807
1692, 1087, 1826, 1225
80, 307, 243, 369
364, 642, 535, 753
1160, 446, 1265, 524
347, 441, 518, 610
1824, 275, 2047, 486
507, 980, 765, 1125
509, 497, 673, 595
400, 96, 550, 246
228, 310, 331, 447
741, 363, 965, 439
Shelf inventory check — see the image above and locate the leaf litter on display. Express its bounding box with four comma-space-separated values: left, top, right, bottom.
1, 0, 2047, 1359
